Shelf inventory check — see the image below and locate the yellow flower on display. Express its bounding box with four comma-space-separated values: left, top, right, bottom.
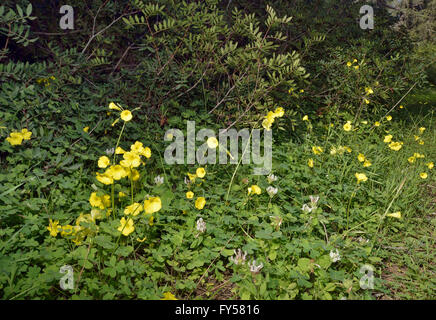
399, 105, 404, 109
330, 147, 337, 155
420, 172, 428, 179
387, 212, 401, 219
144, 197, 162, 214
363, 160, 372, 167
106, 165, 128, 180
137, 236, 147, 242
89, 192, 110, 209
365, 87, 373, 94
98, 156, 110, 168
20, 129, 32, 140
353, 59, 357, 63
161, 292, 177, 300
120, 110, 133, 122
90, 208, 105, 221
247, 185, 261, 195
408, 156, 416, 164
109, 102, 121, 111
364, 99, 370, 104
299, 89, 304, 93
262, 118, 273, 131
128, 168, 140, 181
111, 118, 120, 127
47, 219, 60, 237
418, 139, 424, 145
386, 115, 392, 121
265, 111, 275, 123
60, 225, 74, 236
207, 137, 219, 149
124, 203, 143, 216
187, 172, 197, 182
148, 215, 154, 226
374, 121, 380, 127
419, 127, 426, 134
118, 217, 134, 236
130, 141, 144, 154
6, 132, 23, 146
312, 146, 323, 155
308, 158, 314, 168
186, 191, 194, 199
343, 121, 352, 132
119, 191, 127, 198
358, 153, 365, 162
96, 172, 114, 185
346, 61, 352, 67
383, 135, 393, 143
120, 151, 141, 168
303, 115, 309, 121
345, 146, 352, 153
141, 147, 151, 158
115, 147, 126, 154
414, 153, 425, 159
196, 167, 206, 178
195, 197, 206, 209
388, 141, 403, 151
273, 107, 285, 117
355, 173, 368, 183
83, 127, 89, 133
76, 213, 93, 226
354, 65, 359, 70
427, 162, 434, 170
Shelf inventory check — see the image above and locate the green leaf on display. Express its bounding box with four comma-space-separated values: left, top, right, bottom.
26, 3, 32, 16
115, 246, 134, 257
268, 250, 277, 261
297, 258, 312, 272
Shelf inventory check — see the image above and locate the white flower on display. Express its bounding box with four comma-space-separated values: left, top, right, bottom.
309, 195, 319, 206
302, 195, 319, 213
267, 173, 277, 184
196, 218, 206, 236
302, 204, 313, 213
229, 249, 247, 265
329, 249, 341, 263
105, 147, 115, 155
357, 237, 369, 244
249, 260, 263, 274
184, 176, 190, 185
154, 175, 164, 185
266, 186, 278, 197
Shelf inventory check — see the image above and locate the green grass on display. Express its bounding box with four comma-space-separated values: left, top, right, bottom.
0, 97, 435, 300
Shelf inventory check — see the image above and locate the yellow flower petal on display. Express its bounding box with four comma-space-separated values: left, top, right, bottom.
196, 167, 206, 178
109, 102, 121, 111
161, 292, 177, 300
98, 156, 110, 168
144, 197, 162, 214
120, 110, 132, 122
387, 212, 401, 219
355, 173, 368, 183
195, 197, 206, 209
